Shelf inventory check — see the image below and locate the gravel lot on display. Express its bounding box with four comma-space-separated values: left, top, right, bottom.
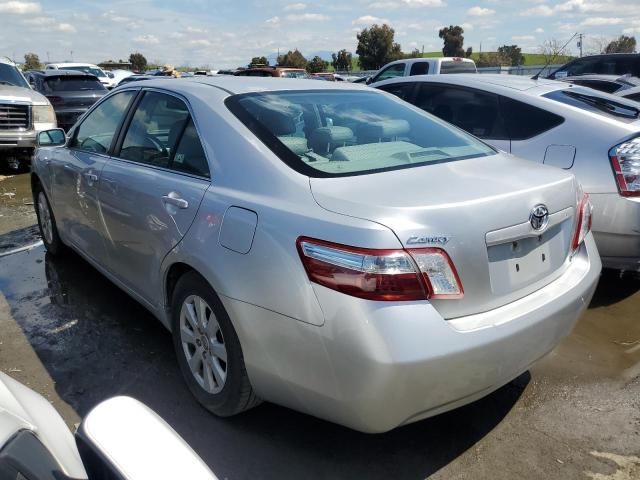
0, 171, 639, 479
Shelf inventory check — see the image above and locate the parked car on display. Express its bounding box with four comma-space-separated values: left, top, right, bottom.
107, 68, 135, 86
116, 74, 156, 87
0, 57, 56, 169
373, 74, 640, 272
547, 53, 640, 80
32, 77, 600, 433
25, 70, 108, 131
234, 66, 310, 78
0, 372, 217, 479
312, 72, 345, 81
364, 57, 477, 85
616, 86, 640, 103
558, 74, 640, 94
45, 62, 117, 89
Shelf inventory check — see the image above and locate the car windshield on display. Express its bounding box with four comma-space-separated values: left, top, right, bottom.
281, 71, 308, 79
544, 87, 640, 123
227, 89, 496, 177
61, 66, 106, 78
0, 63, 29, 88
43, 76, 107, 93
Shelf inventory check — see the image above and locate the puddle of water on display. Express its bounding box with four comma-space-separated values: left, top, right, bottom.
0, 173, 36, 236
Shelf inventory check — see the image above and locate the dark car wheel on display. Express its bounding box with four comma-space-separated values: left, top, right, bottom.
171, 271, 261, 417
34, 185, 65, 255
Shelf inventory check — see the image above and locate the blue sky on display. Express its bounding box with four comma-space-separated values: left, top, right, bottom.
0, 0, 638, 68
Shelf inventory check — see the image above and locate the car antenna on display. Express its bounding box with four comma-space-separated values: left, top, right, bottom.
531, 33, 578, 81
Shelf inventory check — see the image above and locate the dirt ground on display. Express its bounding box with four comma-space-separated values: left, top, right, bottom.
0, 171, 639, 480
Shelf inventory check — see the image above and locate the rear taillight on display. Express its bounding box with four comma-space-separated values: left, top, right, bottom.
297, 237, 463, 301
572, 194, 593, 251
46, 96, 63, 106
609, 137, 640, 197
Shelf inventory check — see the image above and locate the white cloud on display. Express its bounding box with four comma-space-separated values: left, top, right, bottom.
285, 13, 329, 21
580, 17, 624, 26
369, 0, 445, 8
352, 15, 389, 25
57, 23, 76, 33
189, 39, 212, 47
169, 32, 185, 39
102, 10, 132, 23
0, 1, 40, 14
186, 26, 208, 33
284, 3, 306, 11
535, 27, 544, 33
133, 34, 159, 45
467, 6, 495, 16
22, 16, 54, 26
460, 22, 474, 31
521, 4, 553, 15
512, 35, 535, 41
265, 16, 280, 24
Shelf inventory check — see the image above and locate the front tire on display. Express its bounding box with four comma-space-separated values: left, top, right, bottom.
171, 272, 260, 417
34, 185, 64, 255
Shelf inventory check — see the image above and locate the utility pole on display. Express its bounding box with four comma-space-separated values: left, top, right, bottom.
46, 51, 50, 63
577, 33, 583, 57
70, 50, 74, 61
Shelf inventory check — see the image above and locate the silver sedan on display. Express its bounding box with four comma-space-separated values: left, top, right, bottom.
31, 77, 600, 433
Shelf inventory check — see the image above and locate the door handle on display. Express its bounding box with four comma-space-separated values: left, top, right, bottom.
83, 172, 99, 182
162, 194, 189, 209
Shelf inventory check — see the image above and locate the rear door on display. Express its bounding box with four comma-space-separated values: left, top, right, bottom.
98, 89, 210, 306
413, 83, 511, 151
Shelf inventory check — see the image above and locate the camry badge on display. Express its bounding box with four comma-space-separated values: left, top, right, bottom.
530, 204, 549, 231
406, 235, 451, 246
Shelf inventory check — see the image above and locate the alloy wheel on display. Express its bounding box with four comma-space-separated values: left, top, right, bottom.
38, 192, 54, 246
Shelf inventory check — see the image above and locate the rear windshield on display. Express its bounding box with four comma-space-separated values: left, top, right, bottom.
43, 77, 107, 93
0, 63, 29, 88
281, 70, 308, 79
440, 61, 476, 74
62, 66, 106, 78
544, 87, 640, 123
226, 90, 495, 177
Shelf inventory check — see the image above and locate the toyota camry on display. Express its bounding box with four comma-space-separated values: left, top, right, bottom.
31, 77, 601, 433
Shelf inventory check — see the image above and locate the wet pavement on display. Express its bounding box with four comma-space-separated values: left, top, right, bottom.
0, 172, 639, 479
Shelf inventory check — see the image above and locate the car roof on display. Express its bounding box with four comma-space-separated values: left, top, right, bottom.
374, 73, 563, 93
618, 85, 640, 97
121, 76, 372, 96
31, 69, 98, 78
47, 62, 100, 67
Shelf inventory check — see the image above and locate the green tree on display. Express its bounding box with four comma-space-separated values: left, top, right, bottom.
497, 45, 524, 66
605, 35, 636, 53
307, 56, 328, 73
475, 51, 511, 68
277, 49, 307, 68
465, 46, 473, 58
356, 24, 402, 70
129, 52, 148, 72
439, 25, 465, 57
250, 56, 269, 66
23, 53, 42, 70
331, 49, 352, 71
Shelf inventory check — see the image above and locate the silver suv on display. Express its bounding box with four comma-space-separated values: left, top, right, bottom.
0, 57, 56, 169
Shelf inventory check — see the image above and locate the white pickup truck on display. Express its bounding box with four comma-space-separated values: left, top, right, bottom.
365, 57, 477, 84
0, 57, 56, 169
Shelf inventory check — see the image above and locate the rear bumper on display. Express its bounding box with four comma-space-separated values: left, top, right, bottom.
225, 234, 601, 433
590, 193, 640, 271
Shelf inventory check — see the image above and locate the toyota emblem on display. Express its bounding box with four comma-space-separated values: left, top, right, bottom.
530, 204, 549, 231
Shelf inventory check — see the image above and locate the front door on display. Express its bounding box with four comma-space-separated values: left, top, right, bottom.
98, 90, 211, 307
51, 90, 136, 263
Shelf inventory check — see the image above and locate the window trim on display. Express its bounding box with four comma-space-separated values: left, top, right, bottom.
67, 88, 141, 158
110, 87, 212, 180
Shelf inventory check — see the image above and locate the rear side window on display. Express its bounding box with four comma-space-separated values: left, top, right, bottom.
377, 82, 416, 101
410, 62, 429, 76
440, 61, 476, 74
119, 91, 208, 176
72, 90, 136, 153
413, 84, 508, 140
625, 92, 640, 102
43, 76, 106, 93
500, 97, 564, 140
544, 87, 640, 124
569, 79, 621, 94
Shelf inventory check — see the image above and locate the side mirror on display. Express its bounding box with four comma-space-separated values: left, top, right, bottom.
76, 396, 218, 480
37, 128, 66, 147
107, 72, 115, 78
365, 76, 372, 85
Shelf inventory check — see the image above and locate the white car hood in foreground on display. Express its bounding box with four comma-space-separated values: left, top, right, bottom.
0, 372, 87, 479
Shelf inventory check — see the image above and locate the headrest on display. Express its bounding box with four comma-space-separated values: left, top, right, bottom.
309, 126, 354, 153
357, 119, 410, 141
261, 108, 296, 136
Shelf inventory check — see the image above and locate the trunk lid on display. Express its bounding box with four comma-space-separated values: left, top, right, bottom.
310, 153, 579, 319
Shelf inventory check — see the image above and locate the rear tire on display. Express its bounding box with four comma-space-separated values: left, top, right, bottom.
171, 271, 260, 417
34, 184, 64, 255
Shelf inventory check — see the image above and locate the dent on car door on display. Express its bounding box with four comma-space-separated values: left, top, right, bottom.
50, 90, 136, 262
412, 83, 511, 151
98, 90, 210, 307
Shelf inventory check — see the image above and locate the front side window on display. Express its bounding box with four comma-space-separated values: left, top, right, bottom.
71, 90, 135, 153
544, 87, 640, 124
413, 84, 508, 139
118, 91, 208, 176
373, 64, 405, 83
226, 90, 495, 177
